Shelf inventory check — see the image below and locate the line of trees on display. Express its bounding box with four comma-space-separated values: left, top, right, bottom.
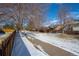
0, 4, 51, 31
0, 3, 75, 32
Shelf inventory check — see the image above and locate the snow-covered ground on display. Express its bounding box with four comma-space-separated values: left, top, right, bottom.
20, 32, 48, 56
22, 31, 79, 56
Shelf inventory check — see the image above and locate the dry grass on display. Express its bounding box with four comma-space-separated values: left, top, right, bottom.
57, 33, 74, 39
3, 28, 14, 32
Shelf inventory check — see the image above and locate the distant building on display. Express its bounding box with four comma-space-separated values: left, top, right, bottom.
73, 21, 79, 31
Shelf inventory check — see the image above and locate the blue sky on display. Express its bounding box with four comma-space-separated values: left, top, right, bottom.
43, 3, 79, 26
47, 3, 79, 20
46, 4, 59, 20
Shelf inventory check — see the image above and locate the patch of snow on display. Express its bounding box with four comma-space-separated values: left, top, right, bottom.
35, 45, 49, 55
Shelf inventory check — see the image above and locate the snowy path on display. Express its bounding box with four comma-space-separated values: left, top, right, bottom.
25, 34, 74, 56
23, 31, 79, 56
20, 32, 48, 56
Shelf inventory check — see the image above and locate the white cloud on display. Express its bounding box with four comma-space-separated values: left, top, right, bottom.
75, 15, 79, 18
69, 12, 79, 19
43, 19, 59, 27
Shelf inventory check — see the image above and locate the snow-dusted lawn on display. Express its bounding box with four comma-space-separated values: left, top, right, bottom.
23, 31, 79, 56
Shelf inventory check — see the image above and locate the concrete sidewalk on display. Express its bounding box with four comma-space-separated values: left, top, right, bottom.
11, 32, 30, 56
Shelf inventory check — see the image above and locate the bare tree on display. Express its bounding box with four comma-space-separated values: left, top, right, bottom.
58, 4, 74, 33
25, 4, 51, 31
